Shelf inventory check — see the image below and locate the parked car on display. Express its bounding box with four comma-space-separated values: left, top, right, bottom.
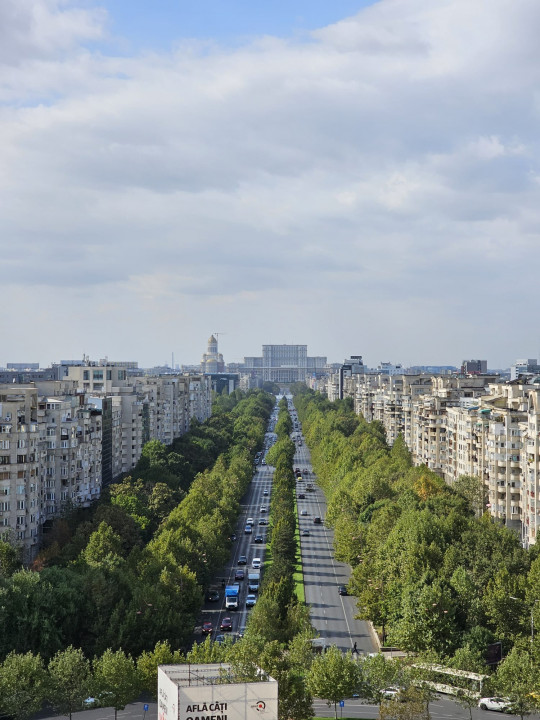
381, 687, 402, 700
238, 555, 247, 565
478, 697, 515, 712
220, 617, 233, 632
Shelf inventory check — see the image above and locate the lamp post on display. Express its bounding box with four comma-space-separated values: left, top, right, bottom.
510, 596, 539, 646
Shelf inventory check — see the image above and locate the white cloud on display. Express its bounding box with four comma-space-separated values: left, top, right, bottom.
1, 0, 540, 367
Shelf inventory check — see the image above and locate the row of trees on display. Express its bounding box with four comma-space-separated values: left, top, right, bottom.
0, 391, 275, 664
291, 385, 540, 714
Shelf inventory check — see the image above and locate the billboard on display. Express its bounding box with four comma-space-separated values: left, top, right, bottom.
180, 680, 278, 720
158, 665, 278, 720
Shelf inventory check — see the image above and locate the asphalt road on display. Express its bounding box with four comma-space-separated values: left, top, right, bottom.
195, 403, 279, 640
313, 695, 539, 720
289, 399, 376, 656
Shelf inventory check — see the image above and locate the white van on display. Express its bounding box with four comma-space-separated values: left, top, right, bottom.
252, 557, 261, 569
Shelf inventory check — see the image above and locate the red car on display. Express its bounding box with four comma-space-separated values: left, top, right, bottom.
220, 617, 233, 632
202, 621, 213, 635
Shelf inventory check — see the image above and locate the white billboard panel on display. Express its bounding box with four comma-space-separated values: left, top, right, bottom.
158, 667, 180, 720
179, 681, 278, 720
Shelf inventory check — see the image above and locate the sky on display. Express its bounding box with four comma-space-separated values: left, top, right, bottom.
1, 0, 540, 369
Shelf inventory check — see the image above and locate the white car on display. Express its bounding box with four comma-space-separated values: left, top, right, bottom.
247, 517, 254, 525
246, 594, 257, 607
381, 687, 401, 700
478, 697, 514, 712
252, 557, 261, 569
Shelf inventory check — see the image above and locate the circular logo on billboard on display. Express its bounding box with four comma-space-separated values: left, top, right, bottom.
252, 701, 266, 712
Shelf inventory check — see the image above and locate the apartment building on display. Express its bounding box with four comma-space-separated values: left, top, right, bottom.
0, 364, 212, 556
317, 370, 540, 546
0, 383, 102, 555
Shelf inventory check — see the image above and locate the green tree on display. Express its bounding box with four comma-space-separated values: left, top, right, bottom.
48, 646, 92, 720
494, 645, 540, 719
0, 541, 20, 578
93, 649, 140, 719
0, 651, 46, 720
378, 687, 427, 720
360, 654, 404, 704
82, 522, 124, 569
453, 474, 485, 517
306, 646, 360, 718
137, 641, 184, 697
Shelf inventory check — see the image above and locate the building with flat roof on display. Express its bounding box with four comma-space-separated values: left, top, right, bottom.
241, 345, 327, 383
158, 664, 278, 720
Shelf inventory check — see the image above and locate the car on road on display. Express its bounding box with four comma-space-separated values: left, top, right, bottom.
300, 509, 308, 516
298, 493, 305, 499
263, 490, 269, 496
261, 460, 266, 465
247, 517, 254, 525
303, 468, 308, 474
381, 687, 402, 700
220, 617, 233, 632
478, 697, 515, 712
338, 585, 348, 596
215, 634, 226, 645
234, 569, 245, 581
202, 621, 213, 635
244, 524, 252, 534
252, 557, 261, 569
229, 533, 237, 542
258, 519, 267, 525
246, 594, 257, 607
237, 626, 247, 638
206, 590, 220, 602
313, 516, 322, 524
254, 535, 264, 543
238, 555, 247, 565
260, 506, 267, 513
301, 530, 310, 536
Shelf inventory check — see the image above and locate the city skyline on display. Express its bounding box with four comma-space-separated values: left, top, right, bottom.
2, 0, 540, 367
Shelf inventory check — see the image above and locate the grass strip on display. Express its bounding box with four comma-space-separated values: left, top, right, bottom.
293, 493, 305, 603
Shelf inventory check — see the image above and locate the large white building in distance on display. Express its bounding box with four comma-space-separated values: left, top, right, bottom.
242, 344, 327, 383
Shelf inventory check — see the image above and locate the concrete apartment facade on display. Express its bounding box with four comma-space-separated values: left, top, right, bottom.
319, 369, 540, 546
0, 363, 212, 556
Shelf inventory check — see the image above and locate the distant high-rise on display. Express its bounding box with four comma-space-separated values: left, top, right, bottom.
461, 359, 487, 375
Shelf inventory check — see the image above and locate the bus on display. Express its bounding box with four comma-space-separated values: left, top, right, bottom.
411, 663, 488, 699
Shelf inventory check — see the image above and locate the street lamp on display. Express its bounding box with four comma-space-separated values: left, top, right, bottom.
510, 596, 539, 645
